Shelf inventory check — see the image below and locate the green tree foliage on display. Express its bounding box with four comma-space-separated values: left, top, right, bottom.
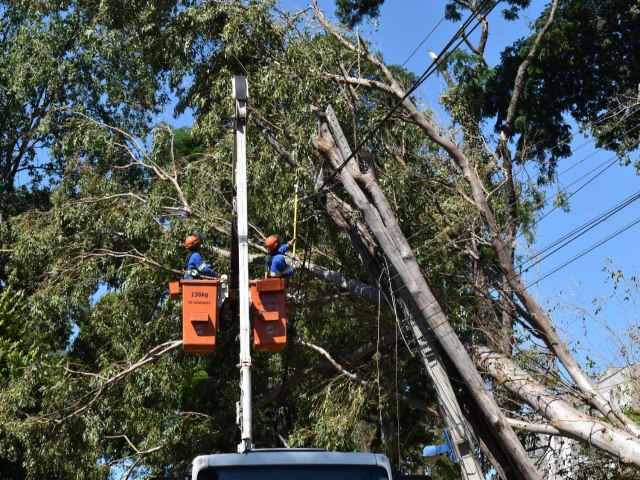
335, 0, 385, 27
1, 0, 639, 478
0, 0, 191, 209
0, 0, 230, 289
0, 1, 448, 471
484, 0, 640, 176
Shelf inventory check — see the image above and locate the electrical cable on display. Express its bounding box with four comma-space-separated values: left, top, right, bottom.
484, 111, 640, 276
470, 188, 640, 318
403, 118, 638, 265
303, 0, 640, 294
375, 176, 640, 341
526, 215, 640, 289
287, 198, 319, 329
511, 102, 639, 189
517, 150, 633, 239
400, 16, 446, 67
518, 190, 640, 273
413, 141, 640, 284
310, 1, 632, 291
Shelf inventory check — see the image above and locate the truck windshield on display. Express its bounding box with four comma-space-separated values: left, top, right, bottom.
197, 465, 389, 480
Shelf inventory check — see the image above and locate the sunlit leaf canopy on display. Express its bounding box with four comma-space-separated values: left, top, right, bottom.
1, 0, 639, 478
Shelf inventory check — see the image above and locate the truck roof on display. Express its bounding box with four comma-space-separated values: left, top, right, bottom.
193, 449, 391, 471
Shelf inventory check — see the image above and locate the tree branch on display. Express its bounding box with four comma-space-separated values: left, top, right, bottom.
503, 0, 558, 136
53, 340, 182, 425
506, 418, 561, 436
475, 345, 640, 467
325, 73, 396, 95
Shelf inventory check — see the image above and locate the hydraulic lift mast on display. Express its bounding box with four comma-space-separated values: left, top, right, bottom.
231, 75, 253, 453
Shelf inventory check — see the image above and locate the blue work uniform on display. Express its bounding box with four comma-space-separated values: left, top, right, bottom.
267, 243, 294, 279
185, 251, 218, 279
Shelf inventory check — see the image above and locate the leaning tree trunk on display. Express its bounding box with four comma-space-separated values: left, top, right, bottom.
313, 112, 542, 480
324, 188, 518, 479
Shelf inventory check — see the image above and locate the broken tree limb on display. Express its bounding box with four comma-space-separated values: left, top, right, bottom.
53, 340, 182, 425
475, 345, 640, 467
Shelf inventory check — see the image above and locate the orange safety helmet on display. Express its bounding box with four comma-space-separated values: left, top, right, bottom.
265, 235, 280, 251
185, 234, 200, 250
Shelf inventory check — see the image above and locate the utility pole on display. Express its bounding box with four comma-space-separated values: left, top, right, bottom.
232, 75, 253, 453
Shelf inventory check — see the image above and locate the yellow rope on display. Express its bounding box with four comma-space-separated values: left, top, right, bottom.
292, 176, 299, 258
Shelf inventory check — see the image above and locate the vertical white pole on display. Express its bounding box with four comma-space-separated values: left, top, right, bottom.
232, 75, 253, 453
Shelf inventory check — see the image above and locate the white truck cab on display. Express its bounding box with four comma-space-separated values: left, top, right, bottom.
191, 448, 393, 480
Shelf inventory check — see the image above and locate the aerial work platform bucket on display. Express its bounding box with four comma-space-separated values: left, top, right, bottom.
169, 280, 220, 354
250, 278, 287, 352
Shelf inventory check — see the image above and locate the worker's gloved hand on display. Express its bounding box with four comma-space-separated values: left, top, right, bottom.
288, 238, 296, 246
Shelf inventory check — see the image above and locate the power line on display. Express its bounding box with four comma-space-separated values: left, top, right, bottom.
312, 0, 639, 273
518, 190, 640, 273
393, 154, 640, 303
476, 125, 640, 275
400, 102, 640, 249
313, 12, 640, 279
401, 16, 446, 67
526, 215, 640, 288
487, 113, 640, 262
523, 153, 622, 231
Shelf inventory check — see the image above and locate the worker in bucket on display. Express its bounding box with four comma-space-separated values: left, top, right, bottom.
264, 234, 295, 279
184, 234, 218, 279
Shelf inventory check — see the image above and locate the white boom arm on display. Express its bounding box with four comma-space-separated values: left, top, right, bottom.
232, 75, 253, 453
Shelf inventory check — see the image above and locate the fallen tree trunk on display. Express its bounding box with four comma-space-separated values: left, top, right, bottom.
475, 345, 640, 467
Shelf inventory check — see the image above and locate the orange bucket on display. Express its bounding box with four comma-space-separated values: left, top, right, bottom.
181, 280, 219, 354
250, 278, 287, 352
